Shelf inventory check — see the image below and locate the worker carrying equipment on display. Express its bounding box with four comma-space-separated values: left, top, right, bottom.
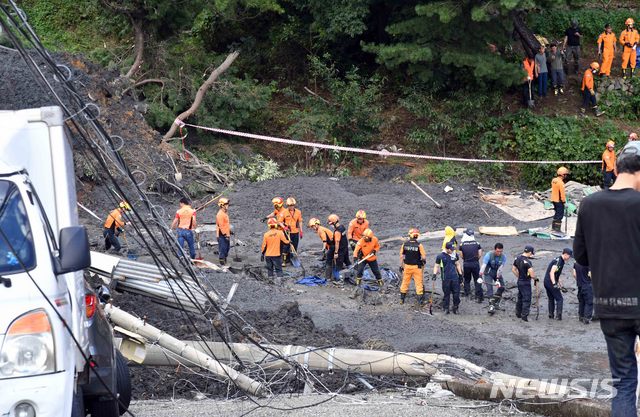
308, 217, 341, 282
354, 228, 383, 288
261, 218, 290, 281
597, 24, 617, 77
581, 63, 604, 117
399, 228, 427, 305
620, 18, 639, 79
347, 210, 370, 250
103, 202, 130, 252
550, 167, 569, 232
216, 197, 231, 265
171, 197, 197, 260
285, 197, 303, 252
602, 140, 617, 189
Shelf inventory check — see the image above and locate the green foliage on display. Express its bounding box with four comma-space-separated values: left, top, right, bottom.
505, 111, 625, 188
233, 155, 281, 181
287, 55, 383, 149
529, 8, 637, 43
600, 78, 640, 120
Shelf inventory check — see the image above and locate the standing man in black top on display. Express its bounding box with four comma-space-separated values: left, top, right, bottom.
573, 261, 593, 324
543, 248, 573, 320
512, 245, 537, 322
563, 19, 582, 75
459, 229, 482, 300
573, 140, 640, 417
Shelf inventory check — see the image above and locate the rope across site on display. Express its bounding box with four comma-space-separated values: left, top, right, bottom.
175, 119, 602, 165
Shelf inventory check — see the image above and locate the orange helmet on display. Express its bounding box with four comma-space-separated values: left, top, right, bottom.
272, 197, 284, 208
286, 197, 297, 206
327, 214, 339, 224
606, 140, 615, 148
218, 197, 230, 207
362, 228, 374, 239
557, 166, 569, 176
118, 201, 131, 211
626, 18, 634, 26
408, 228, 420, 239
590, 62, 600, 71
308, 218, 321, 228
355, 210, 367, 220
267, 218, 278, 228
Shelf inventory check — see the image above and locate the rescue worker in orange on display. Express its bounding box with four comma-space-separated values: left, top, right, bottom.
328, 214, 350, 272
597, 24, 617, 77
103, 201, 130, 252
602, 140, 617, 189
620, 18, 639, 79
308, 218, 339, 282
264, 197, 292, 265
285, 197, 303, 252
261, 218, 289, 280
581, 62, 604, 117
522, 54, 535, 106
550, 167, 569, 233
170, 197, 197, 259
347, 210, 369, 250
399, 228, 426, 305
216, 197, 231, 265
353, 228, 383, 288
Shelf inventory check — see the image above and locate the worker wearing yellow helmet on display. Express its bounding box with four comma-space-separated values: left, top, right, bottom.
602, 140, 617, 189
350, 229, 383, 297
216, 197, 231, 265
550, 167, 569, 232
399, 228, 427, 305
347, 210, 369, 250
263, 197, 292, 266
285, 197, 303, 252
103, 201, 131, 253
620, 18, 639, 79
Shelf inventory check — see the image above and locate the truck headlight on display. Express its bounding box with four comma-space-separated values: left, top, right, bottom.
0, 309, 54, 378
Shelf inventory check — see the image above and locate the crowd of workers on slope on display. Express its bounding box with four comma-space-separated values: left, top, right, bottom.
522, 17, 639, 116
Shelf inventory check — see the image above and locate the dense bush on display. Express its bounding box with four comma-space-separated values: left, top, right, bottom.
600, 78, 640, 120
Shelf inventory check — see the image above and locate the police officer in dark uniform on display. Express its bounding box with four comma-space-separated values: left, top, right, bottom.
512, 245, 537, 322
433, 242, 463, 314
544, 248, 573, 320
573, 261, 593, 324
460, 229, 482, 300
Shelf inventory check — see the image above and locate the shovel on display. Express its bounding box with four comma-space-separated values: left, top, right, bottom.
527, 80, 535, 109
121, 231, 138, 260
284, 231, 301, 269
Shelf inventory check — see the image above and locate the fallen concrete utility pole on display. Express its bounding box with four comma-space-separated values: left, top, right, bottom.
105, 304, 268, 398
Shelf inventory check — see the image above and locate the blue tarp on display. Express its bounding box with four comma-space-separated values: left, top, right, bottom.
296, 276, 327, 286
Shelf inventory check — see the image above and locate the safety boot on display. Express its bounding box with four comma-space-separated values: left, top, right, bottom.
551, 220, 562, 232
452, 306, 459, 315
623, 68, 628, 79
418, 294, 425, 305
555, 312, 562, 321
377, 279, 384, 287
282, 254, 288, 267
522, 316, 528, 322
400, 293, 406, 305
632, 68, 636, 78
219, 258, 226, 266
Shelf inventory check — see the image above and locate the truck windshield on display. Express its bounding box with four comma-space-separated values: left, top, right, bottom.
0, 180, 36, 274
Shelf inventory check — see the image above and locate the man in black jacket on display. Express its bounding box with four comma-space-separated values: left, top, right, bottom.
574, 140, 640, 417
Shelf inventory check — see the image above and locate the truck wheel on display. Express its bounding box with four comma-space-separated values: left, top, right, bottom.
89, 398, 118, 417
71, 386, 85, 417
116, 350, 132, 415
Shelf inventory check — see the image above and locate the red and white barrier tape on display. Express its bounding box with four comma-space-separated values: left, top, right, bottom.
175, 120, 601, 165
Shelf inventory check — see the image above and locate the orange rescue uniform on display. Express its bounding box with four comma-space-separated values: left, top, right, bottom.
104, 208, 125, 229
287, 208, 303, 234
598, 32, 617, 76
216, 209, 230, 237
399, 242, 426, 295
602, 149, 617, 174
620, 28, 640, 69
581, 69, 594, 93
551, 177, 566, 203
175, 205, 196, 230
273, 207, 292, 230
347, 218, 369, 241
316, 226, 334, 249
354, 236, 380, 262
261, 229, 289, 257
523, 57, 535, 80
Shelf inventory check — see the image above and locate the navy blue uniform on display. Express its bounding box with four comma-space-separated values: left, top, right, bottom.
544, 256, 566, 318
514, 255, 534, 319
460, 240, 481, 298
436, 252, 461, 312
574, 262, 593, 321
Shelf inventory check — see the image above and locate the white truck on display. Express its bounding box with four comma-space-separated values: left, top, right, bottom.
0, 107, 129, 417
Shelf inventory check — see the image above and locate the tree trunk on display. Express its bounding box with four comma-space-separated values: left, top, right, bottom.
162, 51, 240, 141
124, 17, 145, 79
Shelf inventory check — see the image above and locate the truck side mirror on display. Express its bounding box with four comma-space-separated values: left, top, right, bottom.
55, 226, 91, 274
